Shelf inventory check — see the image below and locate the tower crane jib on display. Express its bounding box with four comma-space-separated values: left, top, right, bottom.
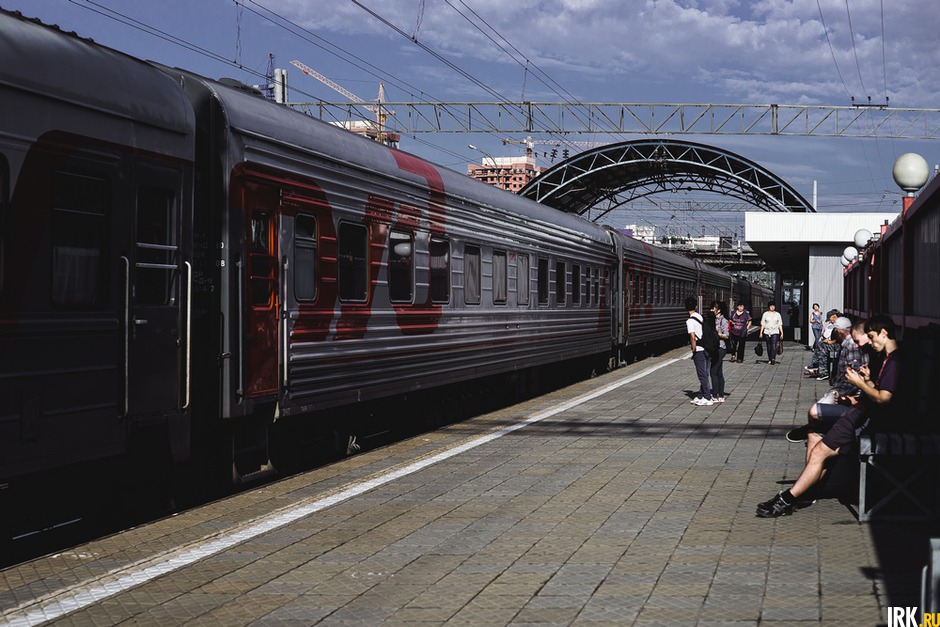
289, 60, 396, 147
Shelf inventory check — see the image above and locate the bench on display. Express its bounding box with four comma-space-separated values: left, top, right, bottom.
853, 324, 940, 522
856, 432, 940, 522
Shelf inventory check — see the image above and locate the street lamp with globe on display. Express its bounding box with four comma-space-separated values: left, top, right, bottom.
893, 153, 930, 214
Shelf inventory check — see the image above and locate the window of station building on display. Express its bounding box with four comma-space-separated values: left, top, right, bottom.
338, 221, 368, 302
464, 244, 481, 304
135, 186, 178, 305
429, 236, 450, 303
537, 257, 549, 305
51, 171, 110, 308
517, 254, 530, 305
555, 261, 566, 304
572, 264, 581, 305
294, 214, 317, 301
492, 249, 507, 304
388, 229, 414, 303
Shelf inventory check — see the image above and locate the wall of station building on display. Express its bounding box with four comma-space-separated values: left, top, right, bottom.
808, 243, 848, 332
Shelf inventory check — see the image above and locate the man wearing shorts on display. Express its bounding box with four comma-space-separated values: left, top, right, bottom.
756, 314, 901, 518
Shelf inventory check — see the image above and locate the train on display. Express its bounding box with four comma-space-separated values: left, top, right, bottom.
843, 171, 940, 334
0, 9, 772, 506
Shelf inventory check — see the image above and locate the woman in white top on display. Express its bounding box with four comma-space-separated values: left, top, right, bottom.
759, 301, 784, 365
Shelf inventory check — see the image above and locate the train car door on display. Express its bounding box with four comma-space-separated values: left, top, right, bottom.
125, 166, 185, 416
243, 181, 280, 398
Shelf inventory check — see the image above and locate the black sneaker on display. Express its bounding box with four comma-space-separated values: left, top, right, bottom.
786, 425, 810, 443
756, 493, 794, 518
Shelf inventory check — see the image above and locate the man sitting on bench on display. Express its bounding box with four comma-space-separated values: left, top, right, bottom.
785, 318, 870, 444
756, 314, 902, 518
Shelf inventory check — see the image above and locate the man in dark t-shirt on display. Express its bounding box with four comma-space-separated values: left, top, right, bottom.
756, 314, 901, 518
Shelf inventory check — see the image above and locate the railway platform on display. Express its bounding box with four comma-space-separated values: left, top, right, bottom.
2, 343, 936, 626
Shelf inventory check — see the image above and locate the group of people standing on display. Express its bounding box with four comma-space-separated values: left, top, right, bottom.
685, 298, 787, 407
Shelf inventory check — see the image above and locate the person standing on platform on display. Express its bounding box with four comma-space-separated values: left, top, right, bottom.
728, 302, 752, 363
759, 301, 784, 365
810, 304, 824, 349
710, 301, 729, 402
685, 297, 714, 406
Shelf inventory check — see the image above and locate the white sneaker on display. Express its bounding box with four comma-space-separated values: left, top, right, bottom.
690, 397, 702, 404
693, 397, 715, 406
715, 396, 725, 403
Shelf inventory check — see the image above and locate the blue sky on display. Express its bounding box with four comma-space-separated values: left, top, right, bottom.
9, 0, 939, 238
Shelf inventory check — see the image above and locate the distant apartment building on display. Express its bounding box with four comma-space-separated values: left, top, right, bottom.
467, 155, 543, 192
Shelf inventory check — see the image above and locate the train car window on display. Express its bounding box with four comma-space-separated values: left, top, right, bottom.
537, 257, 549, 305
603, 268, 609, 306
135, 186, 178, 305
556, 261, 566, 304
586, 267, 592, 306
52, 171, 109, 308
294, 214, 317, 302
572, 264, 581, 305
429, 237, 450, 303
492, 250, 507, 304
517, 254, 529, 305
338, 222, 368, 302
464, 244, 481, 304
388, 229, 414, 303
249, 211, 276, 306
593, 268, 599, 305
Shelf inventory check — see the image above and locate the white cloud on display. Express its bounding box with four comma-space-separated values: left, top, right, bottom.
280, 0, 940, 107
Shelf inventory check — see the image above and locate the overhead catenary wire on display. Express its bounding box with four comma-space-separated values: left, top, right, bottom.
245, 0, 543, 140
67, 0, 327, 106
442, 0, 622, 149
816, 0, 852, 100
239, 0, 436, 105
238, 0, 520, 142
843, 0, 869, 98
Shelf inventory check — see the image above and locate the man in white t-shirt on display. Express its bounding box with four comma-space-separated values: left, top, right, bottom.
685, 296, 713, 406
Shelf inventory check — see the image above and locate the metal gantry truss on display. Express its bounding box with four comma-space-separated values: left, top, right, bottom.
289, 101, 940, 139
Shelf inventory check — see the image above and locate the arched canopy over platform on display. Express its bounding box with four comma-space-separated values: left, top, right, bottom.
519, 139, 815, 219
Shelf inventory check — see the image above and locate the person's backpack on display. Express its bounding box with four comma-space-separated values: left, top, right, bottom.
691, 312, 720, 361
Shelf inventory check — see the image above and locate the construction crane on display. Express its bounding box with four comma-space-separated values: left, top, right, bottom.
289, 60, 397, 147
